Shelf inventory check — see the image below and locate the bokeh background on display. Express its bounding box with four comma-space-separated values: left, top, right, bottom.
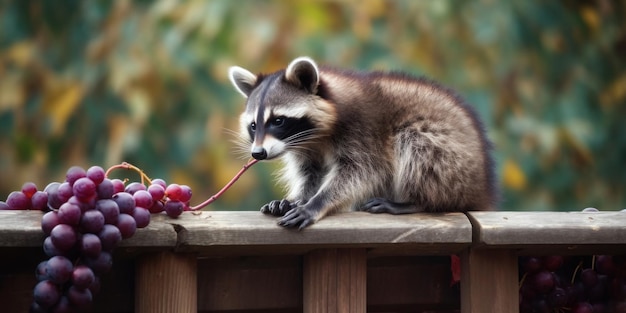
0, 0, 624, 212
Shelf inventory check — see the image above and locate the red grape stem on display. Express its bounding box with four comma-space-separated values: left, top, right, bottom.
105, 162, 153, 186
571, 260, 583, 285
190, 158, 259, 211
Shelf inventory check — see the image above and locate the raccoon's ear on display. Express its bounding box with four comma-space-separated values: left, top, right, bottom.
285, 57, 319, 94
228, 66, 257, 98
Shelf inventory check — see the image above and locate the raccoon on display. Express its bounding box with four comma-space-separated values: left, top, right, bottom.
228, 56, 497, 229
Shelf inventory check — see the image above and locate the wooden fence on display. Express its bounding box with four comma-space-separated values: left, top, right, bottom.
0, 210, 624, 312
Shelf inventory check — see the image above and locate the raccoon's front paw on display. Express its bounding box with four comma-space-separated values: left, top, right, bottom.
278, 206, 316, 230
260, 199, 297, 216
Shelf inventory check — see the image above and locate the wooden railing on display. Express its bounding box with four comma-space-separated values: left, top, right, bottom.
0, 210, 624, 312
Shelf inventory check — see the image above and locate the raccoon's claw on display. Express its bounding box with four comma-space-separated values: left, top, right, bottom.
260, 199, 295, 216
360, 198, 422, 215
278, 206, 316, 230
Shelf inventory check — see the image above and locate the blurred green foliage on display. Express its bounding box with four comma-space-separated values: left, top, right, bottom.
0, 0, 624, 212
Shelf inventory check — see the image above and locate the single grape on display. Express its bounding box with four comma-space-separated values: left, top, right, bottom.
133, 207, 151, 228
6, 191, 30, 210
42, 211, 61, 235
80, 209, 105, 234
71, 265, 95, 290
86, 165, 105, 185
43, 236, 63, 257
67, 285, 93, 310
21, 182, 38, 198
66, 166, 86, 186
147, 184, 165, 201
83, 251, 113, 274
96, 199, 120, 225
179, 185, 192, 203
57, 202, 82, 226
50, 224, 78, 251
0, 201, 9, 210
111, 179, 125, 194
96, 178, 115, 199
45, 256, 73, 284
44, 182, 63, 210
125, 182, 146, 195
572, 302, 594, 313
581, 268, 598, 288
112, 192, 135, 215
80, 233, 102, 258
67, 195, 93, 213
33, 280, 61, 309
151, 178, 167, 189
165, 184, 183, 201
51, 296, 72, 313
522, 257, 542, 274
532, 270, 555, 294
596, 255, 616, 275
543, 255, 564, 272
31, 191, 49, 211
98, 224, 122, 251
148, 200, 164, 213
117, 213, 137, 239
56, 182, 73, 203
36, 260, 48, 281
164, 200, 184, 218
133, 190, 153, 209
73, 177, 97, 202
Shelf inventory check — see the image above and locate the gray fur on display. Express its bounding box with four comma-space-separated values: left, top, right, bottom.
228, 57, 497, 229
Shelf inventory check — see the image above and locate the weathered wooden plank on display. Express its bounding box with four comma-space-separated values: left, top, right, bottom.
468, 211, 626, 253
0, 211, 45, 247
460, 248, 518, 313
135, 252, 197, 313
158, 211, 472, 255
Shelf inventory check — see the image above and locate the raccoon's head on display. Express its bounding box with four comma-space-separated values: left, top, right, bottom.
228, 57, 335, 160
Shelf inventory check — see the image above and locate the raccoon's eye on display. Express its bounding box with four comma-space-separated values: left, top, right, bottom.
271, 117, 285, 127
249, 122, 256, 132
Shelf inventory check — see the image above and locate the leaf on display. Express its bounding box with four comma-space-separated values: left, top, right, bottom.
503, 159, 527, 191
42, 82, 83, 136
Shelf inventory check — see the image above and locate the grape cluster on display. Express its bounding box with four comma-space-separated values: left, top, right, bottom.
519, 208, 626, 313
0, 165, 193, 312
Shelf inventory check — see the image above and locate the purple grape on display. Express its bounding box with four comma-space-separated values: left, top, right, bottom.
71, 265, 95, 290
112, 192, 135, 215
117, 213, 137, 239
133, 190, 153, 209
148, 200, 164, 213
164, 200, 184, 218
125, 182, 146, 194
43, 236, 63, 257
572, 302, 594, 313
151, 178, 167, 189
0, 201, 9, 210
36, 260, 48, 281
96, 199, 120, 225
581, 268, 598, 288
67, 285, 92, 310
86, 165, 105, 185
165, 184, 183, 201
532, 270, 555, 294
6, 191, 29, 210
66, 166, 86, 186
98, 224, 122, 251
83, 251, 113, 274
42, 211, 61, 235
96, 178, 115, 199
57, 202, 82, 226
148, 184, 165, 201
80, 209, 105, 234
73, 177, 96, 202
547, 287, 567, 308
80, 233, 102, 258
45, 256, 73, 284
56, 182, 73, 203
33, 280, 61, 308
596, 255, 616, 275
89, 276, 101, 295
31, 191, 48, 211
21, 182, 38, 198
179, 185, 192, 203
67, 195, 93, 212
542, 255, 564, 272
44, 182, 63, 210
51, 296, 72, 313
522, 257, 542, 274
50, 224, 77, 251
111, 179, 125, 194
133, 207, 151, 228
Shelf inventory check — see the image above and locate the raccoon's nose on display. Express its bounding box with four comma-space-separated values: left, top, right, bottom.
251, 146, 268, 160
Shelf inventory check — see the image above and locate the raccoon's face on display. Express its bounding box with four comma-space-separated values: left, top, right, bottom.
229, 57, 334, 160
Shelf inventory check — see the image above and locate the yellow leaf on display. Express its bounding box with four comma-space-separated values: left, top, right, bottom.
503, 159, 526, 191
43, 82, 84, 136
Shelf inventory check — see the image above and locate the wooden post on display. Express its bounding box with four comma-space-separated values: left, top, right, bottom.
460, 248, 518, 313
135, 251, 197, 313
303, 248, 367, 313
